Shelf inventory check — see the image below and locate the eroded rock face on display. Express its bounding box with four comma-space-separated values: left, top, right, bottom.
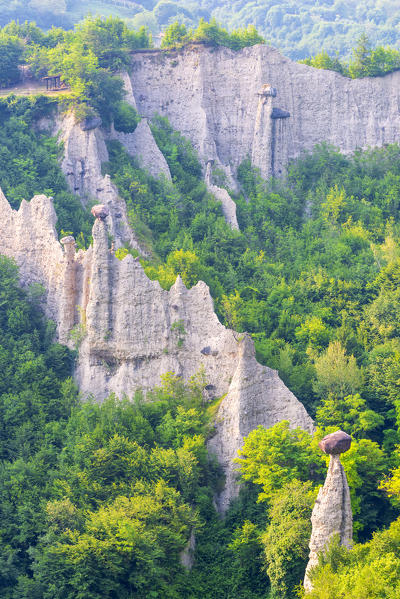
304, 453, 353, 592
80, 116, 102, 131
59, 49, 400, 233
78, 218, 312, 510
0, 190, 313, 510
128, 44, 400, 180
205, 161, 239, 230
0, 190, 63, 323
110, 119, 172, 182
56, 49, 400, 234
208, 335, 313, 512
58, 111, 108, 199
57, 112, 141, 252
180, 529, 196, 570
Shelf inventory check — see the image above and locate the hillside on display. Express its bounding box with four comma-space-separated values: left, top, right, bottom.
0, 16, 400, 599
2, 0, 400, 59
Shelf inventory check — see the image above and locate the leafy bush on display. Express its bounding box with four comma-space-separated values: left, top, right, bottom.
113, 101, 140, 133
304, 520, 400, 598
0, 17, 151, 126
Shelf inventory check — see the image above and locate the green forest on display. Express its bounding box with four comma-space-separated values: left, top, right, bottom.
2, 0, 400, 60
1, 13, 400, 599
2, 79, 400, 597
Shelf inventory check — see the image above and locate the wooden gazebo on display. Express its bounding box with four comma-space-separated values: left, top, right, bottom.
42, 74, 63, 90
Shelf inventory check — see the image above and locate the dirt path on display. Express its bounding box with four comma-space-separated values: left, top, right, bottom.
0, 81, 72, 97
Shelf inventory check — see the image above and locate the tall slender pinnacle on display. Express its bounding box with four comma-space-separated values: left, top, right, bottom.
59, 235, 77, 343
251, 84, 276, 179
304, 431, 353, 592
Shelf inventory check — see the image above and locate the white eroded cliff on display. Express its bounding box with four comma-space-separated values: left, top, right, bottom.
205, 161, 238, 230
56, 48, 400, 232
57, 111, 141, 250
110, 118, 172, 181
0, 191, 63, 322
208, 334, 313, 512
0, 191, 313, 509
128, 44, 400, 179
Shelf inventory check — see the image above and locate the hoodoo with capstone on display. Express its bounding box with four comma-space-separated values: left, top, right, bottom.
91, 204, 109, 220
304, 430, 353, 592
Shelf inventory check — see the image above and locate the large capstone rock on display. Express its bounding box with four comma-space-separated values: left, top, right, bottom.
319, 430, 352, 455
91, 204, 109, 220
60, 235, 75, 246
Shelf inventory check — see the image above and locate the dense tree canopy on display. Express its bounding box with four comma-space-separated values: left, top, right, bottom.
161, 19, 264, 50
0, 17, 149, 126
0, 32, 23, 87
0, 96, 92, 240
301, 34, 400, 78
2, 0, 400, 61
2, 32, 400, 593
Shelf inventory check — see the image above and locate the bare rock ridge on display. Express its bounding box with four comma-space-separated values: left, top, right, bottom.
110, 118, 172, 181
304, 431, 353, 592
128, 44, 400, 181
205, 160, 239, 230
208, 334, 313, 512
0, 190, 313, 510
57, 111, 141, 251
0, 190, 63, 324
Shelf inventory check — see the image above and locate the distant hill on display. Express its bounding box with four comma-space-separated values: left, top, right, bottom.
2, 0, 400, 59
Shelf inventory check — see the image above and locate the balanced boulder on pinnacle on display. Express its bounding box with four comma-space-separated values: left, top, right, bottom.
304, 430, 353, 592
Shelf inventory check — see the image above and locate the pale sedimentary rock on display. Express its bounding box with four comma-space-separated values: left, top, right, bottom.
205, 160, 239, 230
304, 432, 353, 592
110, 118, 172, 182
0, 190, 63, 323
59, 235, 77, 343
119, 70, 138, 110
0, 189, 91, 343
180, 529, 196, 570
0, 190, 313, 510
78, 219, 313, 511
58, 111, 109, 199
251, 84, 276, 179
128, 44, 400, 181
109, 71, 172, 179
208, 335, 313, 512
58, 47, 400, 232
54, 46, 400, 235
56, 111, 141, 251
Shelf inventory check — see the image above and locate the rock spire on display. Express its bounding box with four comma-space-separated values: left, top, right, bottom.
304, 431, 353, 592
0, 190, 313, 512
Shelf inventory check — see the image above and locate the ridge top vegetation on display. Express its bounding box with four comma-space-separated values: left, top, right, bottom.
1, 0, 400, 61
